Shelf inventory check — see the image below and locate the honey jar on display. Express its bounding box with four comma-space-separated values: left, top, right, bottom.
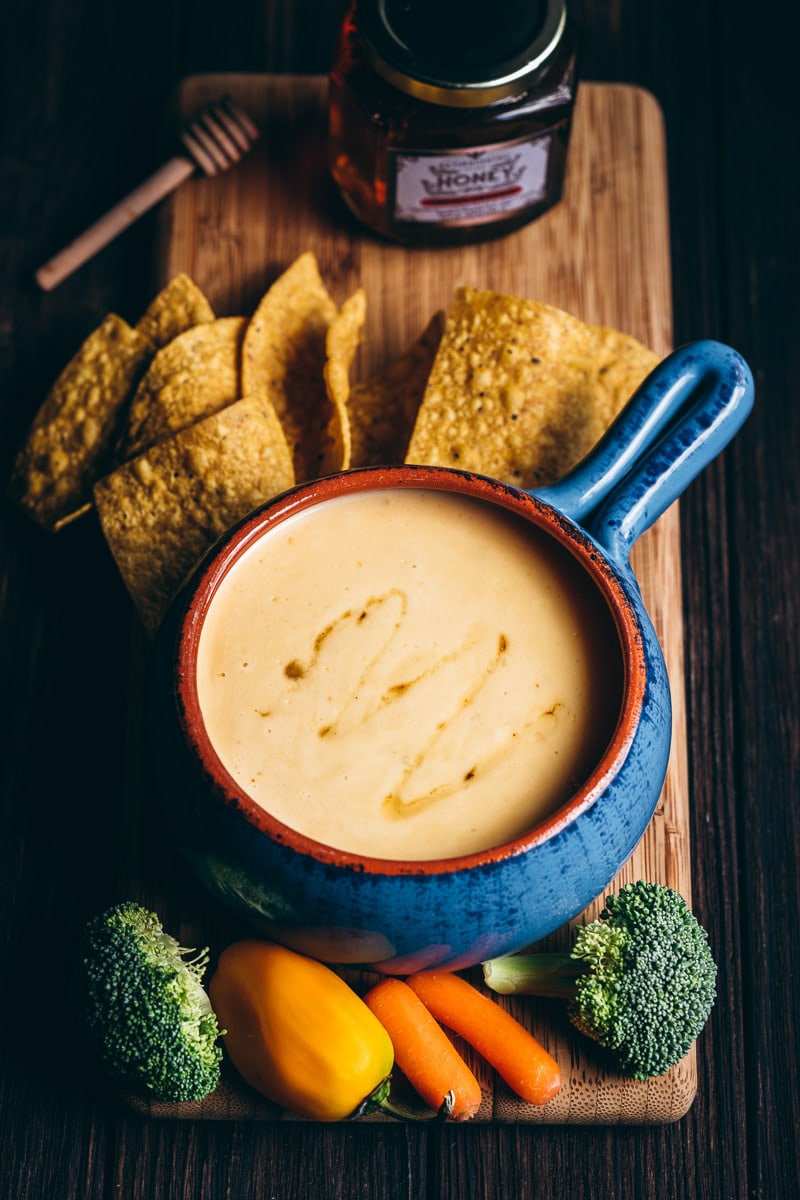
328, 0, 579, 246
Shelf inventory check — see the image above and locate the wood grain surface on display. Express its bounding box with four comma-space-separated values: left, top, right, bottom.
113, 75, 694, 1124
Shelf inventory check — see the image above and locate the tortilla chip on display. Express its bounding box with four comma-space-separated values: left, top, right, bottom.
94, 393, 295, 635
349, 311, 445, 467
241, 252, 340, 483
135, 274, 215, 350
323, 288, 366, 472
585, 324, 660, 441
8, 314, 151, 531
118, 317, 246, 460
404, 289, 662, 488
405, 289, 600, 488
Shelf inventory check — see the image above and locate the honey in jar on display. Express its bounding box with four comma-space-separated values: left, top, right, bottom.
328, 0, 580, 246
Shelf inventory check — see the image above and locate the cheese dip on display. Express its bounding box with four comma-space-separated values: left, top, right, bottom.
195, 488, 622, 860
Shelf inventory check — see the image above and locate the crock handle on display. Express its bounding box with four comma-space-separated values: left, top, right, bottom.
532, 340, 754, 566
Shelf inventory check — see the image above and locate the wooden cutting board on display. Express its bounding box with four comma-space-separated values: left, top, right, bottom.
129, 74, 695, 1124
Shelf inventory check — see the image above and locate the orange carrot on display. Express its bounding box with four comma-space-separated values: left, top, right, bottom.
363, 978, 483, 1121
406, 972, 562, 1107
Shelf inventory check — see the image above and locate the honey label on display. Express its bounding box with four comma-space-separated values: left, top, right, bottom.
391, 134, 552, 225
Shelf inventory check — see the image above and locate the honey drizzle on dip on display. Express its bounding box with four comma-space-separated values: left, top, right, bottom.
195, 489, 622, 861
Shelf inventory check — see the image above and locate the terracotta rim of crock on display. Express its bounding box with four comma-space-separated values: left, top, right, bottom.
174, 465, 648, 877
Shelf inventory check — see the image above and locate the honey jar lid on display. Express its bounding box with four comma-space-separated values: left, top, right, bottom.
357, 0, 568, 107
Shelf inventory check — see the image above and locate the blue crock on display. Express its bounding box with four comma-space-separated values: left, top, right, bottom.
149, 339, 753, 970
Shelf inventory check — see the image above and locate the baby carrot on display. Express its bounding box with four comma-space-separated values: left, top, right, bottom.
363, 978, 483, 1121
406, 972, 562, 1107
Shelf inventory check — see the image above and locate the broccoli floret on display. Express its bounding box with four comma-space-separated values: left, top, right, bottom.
482, 881, 717, 1080
76, 901, 224, 1102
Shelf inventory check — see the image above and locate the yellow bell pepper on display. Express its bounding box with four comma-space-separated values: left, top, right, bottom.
209, 939, 395, 1121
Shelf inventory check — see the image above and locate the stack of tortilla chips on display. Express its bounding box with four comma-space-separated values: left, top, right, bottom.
9, 255, 659, 634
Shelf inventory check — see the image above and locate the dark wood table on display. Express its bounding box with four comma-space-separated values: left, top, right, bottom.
1, 2, 797, 1197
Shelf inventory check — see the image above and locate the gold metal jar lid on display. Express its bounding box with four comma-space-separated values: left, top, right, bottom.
357, 0, 568, 108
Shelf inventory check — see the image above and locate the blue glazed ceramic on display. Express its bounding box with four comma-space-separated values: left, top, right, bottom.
149, 339, 753, 970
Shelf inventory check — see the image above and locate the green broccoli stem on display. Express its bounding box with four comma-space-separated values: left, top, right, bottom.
482, 953, 589, 998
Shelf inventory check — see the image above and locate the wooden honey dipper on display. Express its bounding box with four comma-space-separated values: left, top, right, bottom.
35, 96, 260, 292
